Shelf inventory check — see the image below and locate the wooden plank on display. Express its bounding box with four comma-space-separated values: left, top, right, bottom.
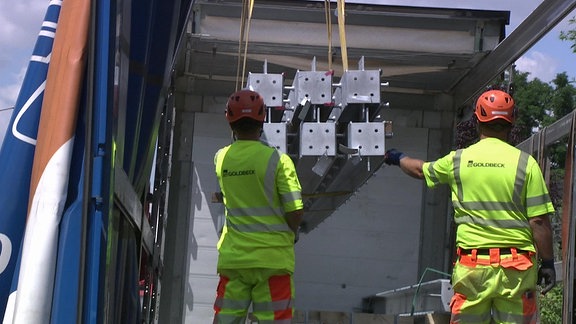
307, 311, 350, 323
354, 313, 413, 324
425, 313, 451, 324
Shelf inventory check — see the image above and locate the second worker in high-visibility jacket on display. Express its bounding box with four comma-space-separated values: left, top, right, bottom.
212, 89, 304, 324
384, 89, 556, 324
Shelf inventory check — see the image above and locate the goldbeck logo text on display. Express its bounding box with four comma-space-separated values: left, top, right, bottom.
467, 161, 505, 168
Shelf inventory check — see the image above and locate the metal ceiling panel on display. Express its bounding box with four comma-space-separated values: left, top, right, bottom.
178, 0, 509, 100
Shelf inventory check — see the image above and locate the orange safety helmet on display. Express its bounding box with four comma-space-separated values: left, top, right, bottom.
474, 89, 515, 124
225, 89, 266, 123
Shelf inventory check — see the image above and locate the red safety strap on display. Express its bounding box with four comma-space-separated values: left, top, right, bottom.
489, 248, 500, 265
457, 248, 534, 270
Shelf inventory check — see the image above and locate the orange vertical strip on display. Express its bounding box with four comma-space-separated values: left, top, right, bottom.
28, 0, 91, 210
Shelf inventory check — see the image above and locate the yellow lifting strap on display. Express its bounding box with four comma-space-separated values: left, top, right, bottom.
336, 0, 348, 72
324, 0, 333, 71
236, 0, 255, 91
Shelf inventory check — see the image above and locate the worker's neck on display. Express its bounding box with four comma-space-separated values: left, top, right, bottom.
479, 132, 508, 142
234, 130, 261, 141
236, 135, 260, 141
477, 122, 512, 142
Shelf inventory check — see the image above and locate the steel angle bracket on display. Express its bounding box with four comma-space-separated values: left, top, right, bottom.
299, 122, 336, 157
346, 122, 386, 156
291, 70, 333, 106
262, 123, 288, 154
338, 69, 382, 107
247, 70, 285, 122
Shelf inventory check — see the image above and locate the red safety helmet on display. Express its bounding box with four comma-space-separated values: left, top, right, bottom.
225, 89, 266, 123
474, 89, 515, 124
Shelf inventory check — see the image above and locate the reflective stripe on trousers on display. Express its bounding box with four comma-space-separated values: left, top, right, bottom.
213, 268, 294, 324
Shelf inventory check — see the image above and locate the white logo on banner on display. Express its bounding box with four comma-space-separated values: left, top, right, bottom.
0, 233, 12, 274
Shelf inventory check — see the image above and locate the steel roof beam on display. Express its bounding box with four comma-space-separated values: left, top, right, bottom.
453, 0, 576, 108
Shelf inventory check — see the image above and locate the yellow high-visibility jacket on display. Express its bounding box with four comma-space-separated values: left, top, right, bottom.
423, 137, 555, 251
215, 140, 303, 272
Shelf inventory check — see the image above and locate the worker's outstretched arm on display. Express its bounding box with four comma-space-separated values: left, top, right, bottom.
399, 156, 425, 179
384, 149, 425, 179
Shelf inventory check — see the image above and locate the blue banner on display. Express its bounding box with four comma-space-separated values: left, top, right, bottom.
0, 1, 62, 319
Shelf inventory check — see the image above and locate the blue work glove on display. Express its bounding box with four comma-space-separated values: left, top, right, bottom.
384, 149, 406, 166
538, 259, 556, 294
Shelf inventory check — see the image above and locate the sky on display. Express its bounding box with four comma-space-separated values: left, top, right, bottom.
1, 0, 575, 145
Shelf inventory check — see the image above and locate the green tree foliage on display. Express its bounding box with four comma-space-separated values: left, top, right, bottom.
540, 284, 563, 324
560, 16, 576, 53
543, 72, 576, 169
548, 72, 576, 121
510, 71, 552, 140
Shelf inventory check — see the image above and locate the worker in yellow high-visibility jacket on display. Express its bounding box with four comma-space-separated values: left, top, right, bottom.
384, 89, 556, 324
212, 89, 304, 324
